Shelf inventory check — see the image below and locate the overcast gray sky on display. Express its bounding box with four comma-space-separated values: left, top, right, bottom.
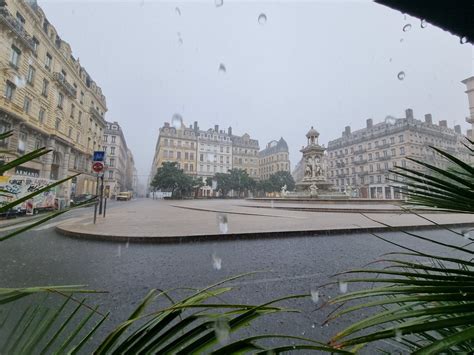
39, 0, 473, 183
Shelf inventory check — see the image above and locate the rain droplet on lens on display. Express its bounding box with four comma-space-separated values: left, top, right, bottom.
460, 36, 468, 44
175, 7, 181, 16
463, 230, 472, 239
214, 318, 230, 344
212, 253, 222, 270
218, 63, 226, 74
117, 245, 122, 257
311, 323, 316, 329
402, 24, 411, 32
14, 76, 26, 88
215, 0, 223, 7
397, 71, 405, 80
395, 329, 402, 342
171, 113, 183, 128
339, 280, 348, 294
420, 19, 427, 28
310, 289, 319, 303
217, 213, 228, 234
400, 38, 404, 43
258, 13, 267, 25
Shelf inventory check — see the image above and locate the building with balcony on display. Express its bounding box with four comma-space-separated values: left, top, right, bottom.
462, 76, 474, 140
258, 137, 291, 180
0, 0, 108, 201
230, 128, 259, 179
102, 121, 135, 198
327, 109, 471, 199
197, 124, 232, 180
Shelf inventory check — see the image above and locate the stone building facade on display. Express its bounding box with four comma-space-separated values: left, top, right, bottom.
102, 121, 134, 198
230, 129, 259, 179
0, 0, 107, 202
327, 108, 471, 199
258, 138, 291, 181
462, 76, 474, 140
151, 118, 198, 179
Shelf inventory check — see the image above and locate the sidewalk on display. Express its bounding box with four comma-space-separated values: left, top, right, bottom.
55, 198, 474, 243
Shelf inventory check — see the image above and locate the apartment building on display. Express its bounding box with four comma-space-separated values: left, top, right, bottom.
197, 124, 232, 178
258, 138, 291, 180
102, 121, 135, 198
463, 76, 474, 140
230, 128, 259, 179
327, 109, 471, 199
0, 0, 107, 201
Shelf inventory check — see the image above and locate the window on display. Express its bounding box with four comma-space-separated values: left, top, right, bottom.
18, 132, 27, 154
111, 136, 116, 143
104, 135, 108, 142
200, 153, 204, 162
42, 79, 49, 97
10, 46, 21, 68
370, 176, 374, 184
110, 147, 115, 155
390, 137, 395, 144
58, 92, 64, 109
368, 153, 372, 161
45, 53, 52, 70
109, 158, 115, 167
400, 147, 405, 155
23, 97, 31, 114
177, 151, 181, 159
78, 111, 82, 124
185, 152, 189, 160
80, 91, 84, 104
68, 127, 73, 138
16, 11, 25, 25
108, 171, 113, 179
190, 164, 194, 172
399, 135, 404, 143
391, 148, 396, 156
55, 118, 61, 130
190, 153, 194, 160
38, 108, 45, 123
27, 66, 35, 85
35, 137, 43, 150
76, 132, 80, 143
70, 104, 75, 118
5, 81, 15, 101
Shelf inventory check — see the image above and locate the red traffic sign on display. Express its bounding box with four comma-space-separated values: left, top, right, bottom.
92, 161, 104, 173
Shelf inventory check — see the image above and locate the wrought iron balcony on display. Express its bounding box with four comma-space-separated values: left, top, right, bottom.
337, 173, 346, 178
354, 148, 366, 154
53, 72, 77, 98
353, 159, 367, 165
0, 8, 36, 52
358, 171, 368, 176
377, 143, 391, 149
378, 155, 391, 161
89, 107, 106, 125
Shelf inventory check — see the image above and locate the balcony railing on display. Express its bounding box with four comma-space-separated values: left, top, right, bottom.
337, 173, 346, 178
90, 107, 105, 123
336, 162, 345, 168
53, 72, 77, 98
0, 8, 36, 52
354, 159, 367, 165
376, 143, 390, 149
358, 171, 368, 176
378, 155, 391, 161
354, 148, 366, 154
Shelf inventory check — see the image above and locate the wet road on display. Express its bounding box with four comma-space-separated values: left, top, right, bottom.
0, 205, 470, 353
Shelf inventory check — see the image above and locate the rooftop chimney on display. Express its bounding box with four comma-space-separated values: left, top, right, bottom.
366, 118, 373, 128
193, 121, 198, 130
424, 114, 432, 124
164, 122, 170, 127
228, 126, 232, 135
214, 124, 219, 132
439, 120, 447, 128
454, 124, 461, 134
405, 108, 414, 119
345, 126, 351, 135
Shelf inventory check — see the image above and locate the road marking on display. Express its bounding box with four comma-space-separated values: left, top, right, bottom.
0, 221, 37, 232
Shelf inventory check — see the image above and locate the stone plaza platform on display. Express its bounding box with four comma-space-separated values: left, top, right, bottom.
55, 198, 474, 243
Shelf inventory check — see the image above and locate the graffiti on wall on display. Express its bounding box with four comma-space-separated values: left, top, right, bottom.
0, 175, 56, 210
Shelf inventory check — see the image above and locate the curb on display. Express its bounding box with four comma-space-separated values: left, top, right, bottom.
239, 205, 443, 214
0, 214, 46, 229
56, 222, 474, 245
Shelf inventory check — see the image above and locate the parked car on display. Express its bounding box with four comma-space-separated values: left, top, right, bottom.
116, 192, 132, 201
70, 194, 96, 207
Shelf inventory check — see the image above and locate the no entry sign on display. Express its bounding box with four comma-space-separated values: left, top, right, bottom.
92, 161, 104, 173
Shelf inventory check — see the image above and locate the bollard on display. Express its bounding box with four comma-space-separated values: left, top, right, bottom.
103, 197, 107, 218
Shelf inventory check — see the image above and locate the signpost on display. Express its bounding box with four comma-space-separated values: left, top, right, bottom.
92, 151, 106, 224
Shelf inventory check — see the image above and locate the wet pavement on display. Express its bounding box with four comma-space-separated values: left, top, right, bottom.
0, 208, 469, 353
